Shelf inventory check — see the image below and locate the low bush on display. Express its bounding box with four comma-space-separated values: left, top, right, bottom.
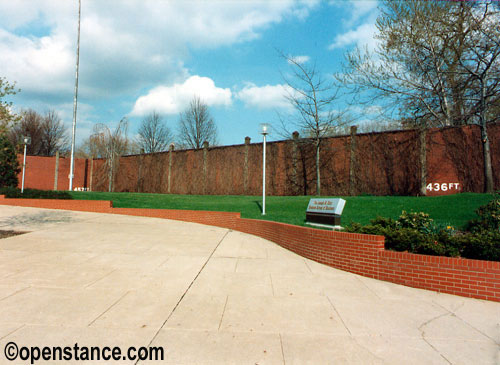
457, 231, 500, 261
345, 196, 500, 262
465, 192, 500, 233
0, 187, 73, 200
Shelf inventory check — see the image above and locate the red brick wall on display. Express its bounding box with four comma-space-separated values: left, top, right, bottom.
354, 129, 421, 195
234, 218, 384, 279
1, 196, 498, 302
97, 122, 500, 196
15, 123, 500, 195
426, 125, 484, 196
16, 155, 89, 191
379, 251, 498, 301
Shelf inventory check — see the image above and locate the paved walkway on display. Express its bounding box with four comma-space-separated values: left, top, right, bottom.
0, 205, 498, 364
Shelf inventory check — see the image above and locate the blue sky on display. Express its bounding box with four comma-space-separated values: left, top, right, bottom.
0, 0, 380, 147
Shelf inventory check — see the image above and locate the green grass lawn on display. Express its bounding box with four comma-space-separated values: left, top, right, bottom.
68, 191, 494, 229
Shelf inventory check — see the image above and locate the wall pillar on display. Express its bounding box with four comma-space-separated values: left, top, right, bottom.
168, 143, 174, 193
244, 136, 251, 193
349, 125, 357, 196
137, 150, 144, 193
419, 128, 427, 196
53, 151, 59, 191
89, 158, 94, 192
203, 141, 209, 194
292, 131, 299, 195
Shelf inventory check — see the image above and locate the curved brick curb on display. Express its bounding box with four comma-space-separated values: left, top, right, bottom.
1, 195, 499, 302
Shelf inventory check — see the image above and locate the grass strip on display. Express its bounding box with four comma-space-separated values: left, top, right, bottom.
68, 191, 494, 229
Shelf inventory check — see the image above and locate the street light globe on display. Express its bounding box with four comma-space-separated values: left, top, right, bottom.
260, 123, 270, 135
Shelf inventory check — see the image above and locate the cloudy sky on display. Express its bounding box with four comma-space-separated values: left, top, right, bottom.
0, 0, 379, 146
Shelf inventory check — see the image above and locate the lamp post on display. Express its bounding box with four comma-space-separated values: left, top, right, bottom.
260, 123, 269, 215
21, 136, 31, 193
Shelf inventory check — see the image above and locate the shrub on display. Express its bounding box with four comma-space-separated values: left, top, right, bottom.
347, 206, 498, 261
344, 217, 395, 237
466, 193, 500, 233
0, 187, 73, 200
456, 231, 500, 261
384, 227, 429, 252
396, 210, 434, 233
434, 230, 461, 257
370, 216, 397, 229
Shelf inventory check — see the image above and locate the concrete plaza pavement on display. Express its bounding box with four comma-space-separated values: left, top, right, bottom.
0, 205, 498, 364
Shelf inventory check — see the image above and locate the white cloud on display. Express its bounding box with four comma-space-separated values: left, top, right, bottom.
287, 55, 310, 65
0, 0, 319, 104
329, 22, 378, 51
131, 76, 232, 116
364, 105, 382, 115
0, 0, 73, 30
347, 1, 378, 25
328, 0, 379, 52
0, 29, 74, 97
351, 105, 382, 116
329, 0, 378, 26
237, 83, 293, 110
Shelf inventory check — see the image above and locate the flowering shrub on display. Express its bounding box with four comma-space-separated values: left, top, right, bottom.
345, 199, 500, 261
396, 211, 434, 233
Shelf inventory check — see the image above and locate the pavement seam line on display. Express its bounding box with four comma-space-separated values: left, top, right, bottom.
0, 324, 25, 341
418, 312, 453, 364
303, 259, 313, 274
354, 276, 380, 299
157, 256, 170, 268
218, 295, 229, 331
0, 286, 30, 302
349, 335, 385, 363
326, 295, 352, 336
433, 300, 499, 345
87, 290, 130, 327
269, 274, 275, 297
279, 333, 286, 365
137, 229, 231, 363
84, 269, 117, 289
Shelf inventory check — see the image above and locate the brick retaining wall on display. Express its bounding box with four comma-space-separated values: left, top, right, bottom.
0, 195, 113, 212
1, 196, 498, 302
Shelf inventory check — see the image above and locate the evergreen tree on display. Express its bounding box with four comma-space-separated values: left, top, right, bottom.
0, 132, 20, 188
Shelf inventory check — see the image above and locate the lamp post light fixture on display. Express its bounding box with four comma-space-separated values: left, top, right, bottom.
21, 136, 31, 193
260, 123, 270, 215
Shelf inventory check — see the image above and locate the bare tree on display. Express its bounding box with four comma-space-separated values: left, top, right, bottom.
178, 96, 218, 149
75, 139, 93, 159
9, 109, 69, 156
453, 2, 500, 192
90, 118, 129, 192
339, 1, 464, 126
338, 0, 500, 193
136, 112, 172, 153
40, 110, 69, 156
280, 54, 349, 196
9, 109, 44, 155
